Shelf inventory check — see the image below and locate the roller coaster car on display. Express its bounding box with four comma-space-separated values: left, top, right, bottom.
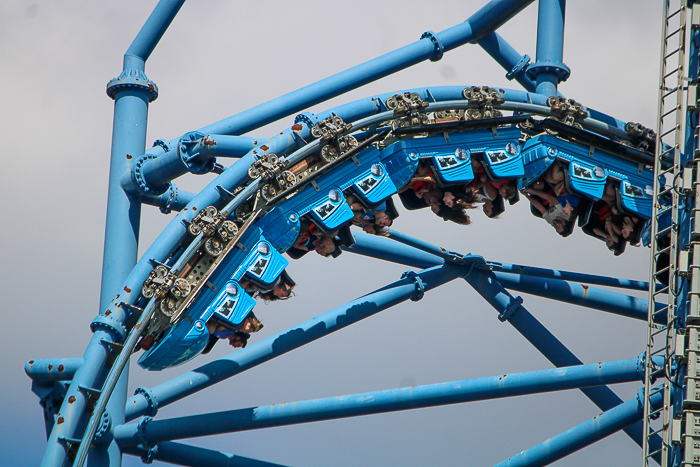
381, 126, 524, 188
256, 145, 400, 253
519, 134, 654, 219
138, 228, 288, 370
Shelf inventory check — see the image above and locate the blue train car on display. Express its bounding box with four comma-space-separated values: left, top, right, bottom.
255, 144, 402, 252
138, 227, 288, 370
519, 133, 654, 219
380, 127, 524, 187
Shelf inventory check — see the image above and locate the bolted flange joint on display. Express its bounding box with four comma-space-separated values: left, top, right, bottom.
93, 411, 112, 445
420, 31, 444, 62
160, 185, 179, 214
130, 154, 172, 197
106, 69, 158, 102
178, 131, 216, 175
152, 139, 174, 154
525, 60, 571, 82
90, 314, 127, 342
134, 387, 159, 417
294, 112, 318, 130
401, 270, 425, 302
136, 416, 159, 464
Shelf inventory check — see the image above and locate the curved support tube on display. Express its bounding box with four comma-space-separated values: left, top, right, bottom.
124, 0, 186, 67
122, 134, 267, 194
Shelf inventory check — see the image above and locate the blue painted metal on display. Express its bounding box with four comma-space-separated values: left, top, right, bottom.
463, 268, 661, 456
346, 231, 657, 322
125, 134, 266, 194
496, 388, 664, 467
125, 264, 466, 420
33, 0, 674, 464
115, 358, 647, 445
477, 31, 536, 92
344, 231, 443, 268
493, 272, 657, 322
121, 442, 291, 467
140, 185, 196, 213
527, 0, 569, 97
519, 134, 654, 219
138, 229, 289, 370
189, 0, 536, 138
488, 262, 651, 291
39, 2, 187, 466
25, 358, 83, 383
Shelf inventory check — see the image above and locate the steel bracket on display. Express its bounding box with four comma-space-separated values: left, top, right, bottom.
498, 296, 523, 322
506, 54, 531, 81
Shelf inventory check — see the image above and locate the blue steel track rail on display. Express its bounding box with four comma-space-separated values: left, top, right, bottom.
27, 1, 671, 466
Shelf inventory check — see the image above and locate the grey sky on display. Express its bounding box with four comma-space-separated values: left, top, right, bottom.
1, 1, 662, 465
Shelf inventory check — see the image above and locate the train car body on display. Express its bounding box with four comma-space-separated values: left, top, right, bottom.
519, 133, 654, 219
138, 227, 288, 370
381, 126, 524, 187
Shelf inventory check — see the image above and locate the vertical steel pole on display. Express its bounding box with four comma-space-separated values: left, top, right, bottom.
40, 2, 186, 466
526, 0, 569, 97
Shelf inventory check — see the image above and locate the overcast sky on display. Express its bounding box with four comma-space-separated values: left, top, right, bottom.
1, 1, 663, 466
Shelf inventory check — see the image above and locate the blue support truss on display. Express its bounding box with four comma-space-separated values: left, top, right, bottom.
24, 0, 694, 466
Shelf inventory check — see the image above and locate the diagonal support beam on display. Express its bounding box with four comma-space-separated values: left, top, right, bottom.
115, 358, 646, 446
493, 271, 660, 322
494, 388, 664, 467
343, 230, 662, 457
125, 263, 466, 421
122, 441, 290, 467
194, 0, 536, 137
477, 31, 537, 92
347, 231, 657, 322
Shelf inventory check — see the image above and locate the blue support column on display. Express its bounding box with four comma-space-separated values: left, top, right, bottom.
115, 358, 645, 446
121, 442, 291, 467
40, 2, 186, 467
525, 0, 569, 97
125, 264, 465, 420
495, 388, 664, 467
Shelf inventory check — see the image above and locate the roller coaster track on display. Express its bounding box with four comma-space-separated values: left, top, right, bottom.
28, 1, 700, 466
